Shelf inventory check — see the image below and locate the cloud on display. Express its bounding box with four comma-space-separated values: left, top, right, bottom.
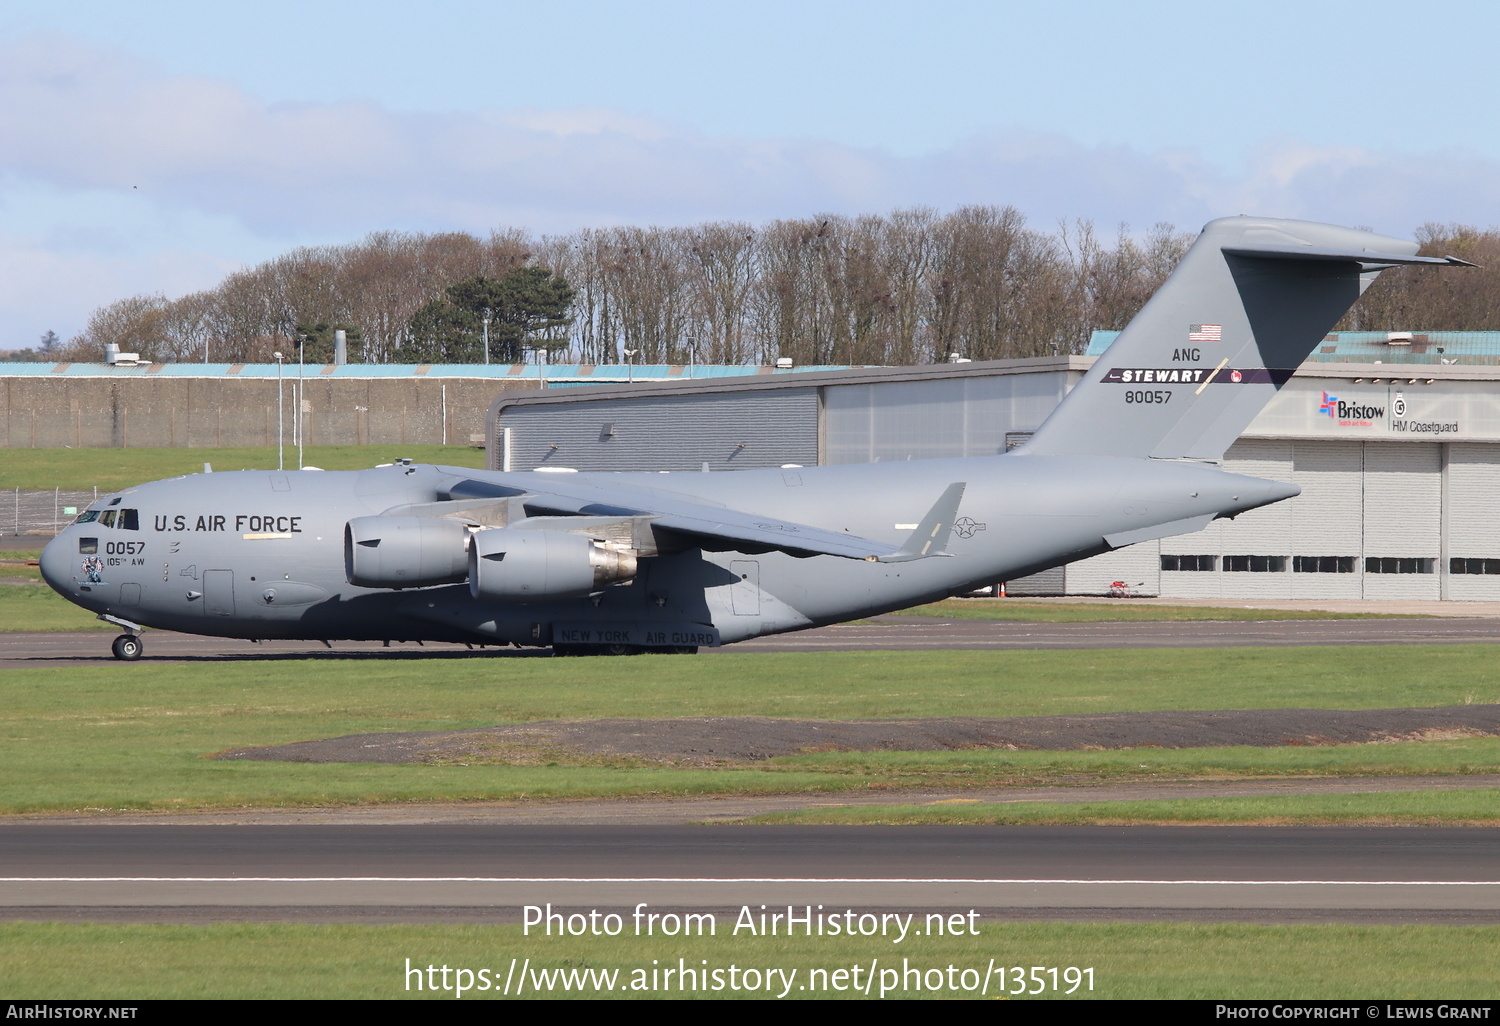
5, 36, 1500, 239
3, 35, 1499, 344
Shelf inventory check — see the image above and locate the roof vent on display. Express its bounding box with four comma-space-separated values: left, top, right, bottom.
104, 343, 149, 366
1385, 332, 1413, 345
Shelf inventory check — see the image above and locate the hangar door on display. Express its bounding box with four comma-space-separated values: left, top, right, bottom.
1445, 443, 1500, 600
1362, 443, 1441, 600
1285, 440, 1363, 600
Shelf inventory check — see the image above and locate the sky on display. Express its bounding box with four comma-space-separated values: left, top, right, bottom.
3, 0, 1499, 348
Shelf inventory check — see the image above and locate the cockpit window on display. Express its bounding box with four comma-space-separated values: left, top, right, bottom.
120, 509, 139, 531
108, 497, 121, 506
99, 510, 117, 528
79, 537, 98, 554
74, 510, 99, 524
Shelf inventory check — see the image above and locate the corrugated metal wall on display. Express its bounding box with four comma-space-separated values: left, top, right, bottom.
822, 374, 1067, 464
498, 389, 820, 471
1063, 544, 1161, 597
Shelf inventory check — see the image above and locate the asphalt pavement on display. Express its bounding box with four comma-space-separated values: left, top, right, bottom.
9, 615, 1500, 668
2, 824, 1498, 922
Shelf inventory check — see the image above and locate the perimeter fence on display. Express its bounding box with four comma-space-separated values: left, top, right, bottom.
6, 489, 100, 539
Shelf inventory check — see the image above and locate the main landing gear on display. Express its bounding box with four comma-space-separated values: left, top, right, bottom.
111, 634, 143, 661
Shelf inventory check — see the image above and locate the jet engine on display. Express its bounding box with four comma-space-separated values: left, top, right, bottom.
468, 528, 637, 601
344, 516, 471, 588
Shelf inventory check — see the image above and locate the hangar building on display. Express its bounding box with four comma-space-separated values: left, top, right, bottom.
484, 331, 1500, 602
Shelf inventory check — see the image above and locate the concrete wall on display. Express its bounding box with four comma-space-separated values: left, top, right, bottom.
1, 376, 539, 449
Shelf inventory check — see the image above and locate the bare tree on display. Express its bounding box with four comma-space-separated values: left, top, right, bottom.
68, 207, 1243, 367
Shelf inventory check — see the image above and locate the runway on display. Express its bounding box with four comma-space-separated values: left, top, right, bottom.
2, 825, 1498, 923
8, 615, 1500, 667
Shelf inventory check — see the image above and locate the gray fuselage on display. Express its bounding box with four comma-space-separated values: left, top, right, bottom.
39, 454, 1293, 648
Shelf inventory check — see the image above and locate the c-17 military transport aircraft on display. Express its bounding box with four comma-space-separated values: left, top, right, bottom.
41, 217, 1470, 659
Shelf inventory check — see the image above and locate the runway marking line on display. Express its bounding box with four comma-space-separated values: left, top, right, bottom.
3, 877, 1498, 886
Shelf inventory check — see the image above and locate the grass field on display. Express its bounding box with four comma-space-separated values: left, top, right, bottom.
770, 739, 1500, 787
1, 647, 1498, 817
0, 551, 41, 580
0, 444, 487, 492
3, 921, 1496, 999
0, 584, 113, 630
739, 788, 1500, 826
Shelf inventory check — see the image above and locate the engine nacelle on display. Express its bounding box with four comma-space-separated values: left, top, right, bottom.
344, 516, 470, 589
468, 528, 637, 601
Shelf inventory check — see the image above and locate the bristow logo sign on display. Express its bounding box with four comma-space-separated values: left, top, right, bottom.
1317, 391, 1384, 423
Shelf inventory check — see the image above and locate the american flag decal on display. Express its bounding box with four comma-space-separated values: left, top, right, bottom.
1188, 323, 1223, 342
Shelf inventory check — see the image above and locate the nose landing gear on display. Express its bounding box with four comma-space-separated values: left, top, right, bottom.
99, 614, 147, 661
111, 634, 143, 660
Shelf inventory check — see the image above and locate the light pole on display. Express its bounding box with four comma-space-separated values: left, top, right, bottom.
273, 352, 285, 470
296, 336, 305, 470
624, 348, 638, 383
686, 335, 697, 379
482, 308, 492, 365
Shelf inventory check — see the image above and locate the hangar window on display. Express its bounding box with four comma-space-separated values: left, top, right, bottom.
1161, 554, 1215, 571
1293, 556, 1355, 573
1365, 557, 1434, 574
1450, 558, 1500, 575
1223, 555, 1286, 572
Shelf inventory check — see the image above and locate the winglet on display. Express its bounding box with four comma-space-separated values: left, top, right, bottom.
877, 482, 966, 563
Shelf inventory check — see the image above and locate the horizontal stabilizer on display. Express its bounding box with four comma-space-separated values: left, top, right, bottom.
1222, 244, 1475, 267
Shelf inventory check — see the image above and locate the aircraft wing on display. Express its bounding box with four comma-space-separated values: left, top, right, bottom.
441, 475, 965, 562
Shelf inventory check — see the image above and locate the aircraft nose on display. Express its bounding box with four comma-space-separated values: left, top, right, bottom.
38, 535, 73, 595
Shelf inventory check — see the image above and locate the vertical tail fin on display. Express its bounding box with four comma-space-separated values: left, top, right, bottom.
1021, 216, 1471, 461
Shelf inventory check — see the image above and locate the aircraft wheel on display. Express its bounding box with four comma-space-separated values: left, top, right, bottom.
601, 643, 637, 656
111, 634, 143, 661
669, 646, 699, 655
